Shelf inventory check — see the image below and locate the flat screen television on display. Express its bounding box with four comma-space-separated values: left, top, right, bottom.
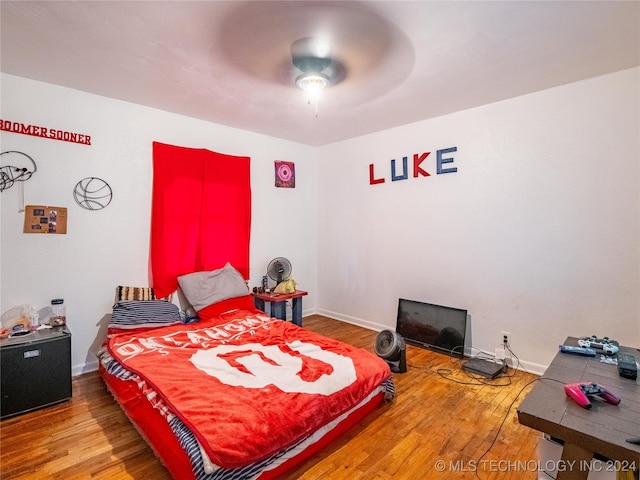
396, 298, 467, 358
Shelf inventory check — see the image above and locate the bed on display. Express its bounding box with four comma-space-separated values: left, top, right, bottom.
98, 274, 394, 480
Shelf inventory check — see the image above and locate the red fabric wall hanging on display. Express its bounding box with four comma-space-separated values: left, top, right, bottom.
151, 142, 251, 298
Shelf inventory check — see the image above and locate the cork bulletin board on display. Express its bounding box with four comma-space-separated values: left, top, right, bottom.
23, 205, 67, 234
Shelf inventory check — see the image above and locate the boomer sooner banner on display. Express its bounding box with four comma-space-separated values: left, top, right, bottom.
107, 309, 391, 468
0, 118, 91, 145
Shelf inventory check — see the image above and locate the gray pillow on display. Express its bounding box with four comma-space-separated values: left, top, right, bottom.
178, 262, 249, 311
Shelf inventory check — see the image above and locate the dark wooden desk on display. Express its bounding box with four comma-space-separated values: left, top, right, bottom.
251, 290, 308, 327
517, 337, 640, 480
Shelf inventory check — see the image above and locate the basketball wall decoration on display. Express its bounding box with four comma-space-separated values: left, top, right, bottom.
73, 177, 113, 210
274, 161, 295, 188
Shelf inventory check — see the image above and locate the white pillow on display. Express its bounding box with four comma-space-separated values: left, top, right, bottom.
178, 263, 248, 311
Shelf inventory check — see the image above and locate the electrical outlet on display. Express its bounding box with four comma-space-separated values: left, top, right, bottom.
501, 331, 511, 346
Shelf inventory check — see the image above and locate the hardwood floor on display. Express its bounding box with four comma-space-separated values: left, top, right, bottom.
0, 315, 541, 479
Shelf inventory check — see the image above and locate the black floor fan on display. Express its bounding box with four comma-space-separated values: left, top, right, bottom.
374, 330, 407, 373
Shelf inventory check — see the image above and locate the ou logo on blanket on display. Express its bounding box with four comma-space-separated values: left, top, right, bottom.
190, 340, 356, 395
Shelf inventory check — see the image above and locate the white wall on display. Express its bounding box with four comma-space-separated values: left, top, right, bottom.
0, 74, 318, 375
2, 68, 638, 377
316, 68, 640, 374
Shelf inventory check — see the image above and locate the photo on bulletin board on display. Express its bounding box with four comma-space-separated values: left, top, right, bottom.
23, 205, 67, 234
274, 161, 295, 188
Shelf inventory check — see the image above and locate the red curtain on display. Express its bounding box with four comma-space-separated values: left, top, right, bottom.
151, 142, 251, 298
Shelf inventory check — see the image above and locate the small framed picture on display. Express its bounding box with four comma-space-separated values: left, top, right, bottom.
274, 161, 295, 188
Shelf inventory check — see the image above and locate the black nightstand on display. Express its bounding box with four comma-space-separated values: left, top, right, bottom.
0, 325, 72, 419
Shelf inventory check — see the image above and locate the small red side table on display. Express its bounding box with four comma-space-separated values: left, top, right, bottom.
251, 290, 308, 327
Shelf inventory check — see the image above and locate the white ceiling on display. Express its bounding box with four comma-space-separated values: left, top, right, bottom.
1, 1, 639, 146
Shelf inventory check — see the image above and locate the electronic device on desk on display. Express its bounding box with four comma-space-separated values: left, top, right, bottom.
577, 335, 619, 355
564, 382, 620, 409
617, 353, 638, 380
559, 345, 597, 356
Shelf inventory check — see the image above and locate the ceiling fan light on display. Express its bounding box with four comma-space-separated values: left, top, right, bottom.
295, 72, 330, 93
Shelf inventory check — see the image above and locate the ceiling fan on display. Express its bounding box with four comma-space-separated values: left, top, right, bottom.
290, 37, 344, 116
291, 37, 332, 91
216, 2, 415, 109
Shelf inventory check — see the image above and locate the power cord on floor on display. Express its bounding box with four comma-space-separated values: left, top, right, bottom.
473, 377, 567, 480
408, 344, 517, 386
472, 376, 540, 479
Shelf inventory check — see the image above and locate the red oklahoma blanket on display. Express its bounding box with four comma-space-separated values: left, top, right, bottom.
107, 309, 391, 468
